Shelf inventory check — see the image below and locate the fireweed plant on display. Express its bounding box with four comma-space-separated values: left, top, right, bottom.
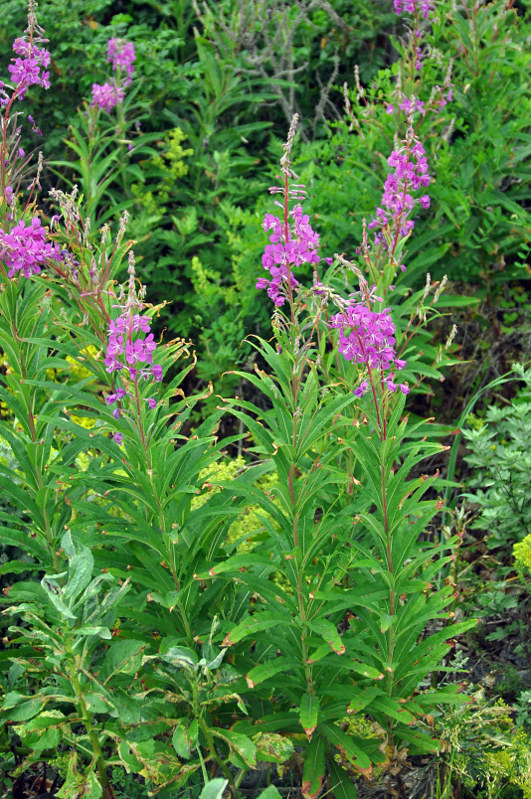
51, 34, 160, 234
0, 7, 259, 796
0, 3, 477, 798
197, 115, 475, 793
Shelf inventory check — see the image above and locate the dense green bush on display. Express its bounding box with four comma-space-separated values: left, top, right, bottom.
462, 363, 531, 553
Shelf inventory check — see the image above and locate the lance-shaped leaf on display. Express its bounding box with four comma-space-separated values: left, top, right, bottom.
328, 759, 359, 799
318, 721, 372, 771
307, 619, 345, 655
302, 732, 326, 799
300, 693, 320, 741
347, 687, 381, 715
370, 696, 416, 725
223, 614, 289, 646
245, 657, 293, 688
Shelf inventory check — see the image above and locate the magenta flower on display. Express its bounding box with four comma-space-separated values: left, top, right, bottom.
0, 217, 62, 278
104, 309, 161, 415
368, 137, 431, 246
104, 312, 157, 375
90, 38, 135, 112
330, 303, 410, 395
7, 37, 50, 101
151, 363, 163, 382
91, 81, 125, 113
394, 0, 434, 18
257, 203, 320, 306
106, 387, 127, 405
354, 380, 369, 398
107, 38, 135, 86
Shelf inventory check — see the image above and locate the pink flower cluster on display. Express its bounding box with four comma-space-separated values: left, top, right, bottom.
107, 38, 135, 86
91, 82, 125, 113
104, 312, 161, 381
257, 205, 320, 306
0, 217, 61, 278
369, 138, 430, 246
92, 38, 135, 113
394, 0, 434, 18
329, 304, 409, 396
104, 311, 161, 424
2, 37, 51, 104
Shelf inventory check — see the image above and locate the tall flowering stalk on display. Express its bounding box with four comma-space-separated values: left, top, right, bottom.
0, 2, 51, 229
103, 253, 162, 444
256, 114, 320, 313
203, 116, 475, 794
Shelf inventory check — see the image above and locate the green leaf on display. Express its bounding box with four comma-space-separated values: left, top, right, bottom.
370, 696, 416, 725
199, 779, 229, 799
328, 759, 359, 799
41, 577, 77, 620
379, 613, 397, 633
302, 732, 326, 799
211, 728, 256, 767
300, 693, 320, 741
63, 541, 94, 604
245, 657, 293, 688
0, 692, 43, 721
13, 709, 64, 753
256, 787, 283, 799
318, 721, 372, 770
100, 639, 146, 681
75, 626, 112, 639
172, 720, 199, 760
223, 615, 289, 646
253, 732, 295, 764
0, 560, 40, 576
347, 687, 381, 715
307, 619, 345, 655
159, 646, 198, 671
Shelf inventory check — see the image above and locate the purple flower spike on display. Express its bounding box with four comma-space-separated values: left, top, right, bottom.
107, 38, 135, 86
8, 38, 51, 100
0, 217, 62, 278
91, 81, 125, 113
369, 135, 431, 247
394, 0, 434, 18
104, 309, 161, 415
258, 202, 321, 306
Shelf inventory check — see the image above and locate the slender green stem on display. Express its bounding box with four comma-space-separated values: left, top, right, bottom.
67, 652, 113, 797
